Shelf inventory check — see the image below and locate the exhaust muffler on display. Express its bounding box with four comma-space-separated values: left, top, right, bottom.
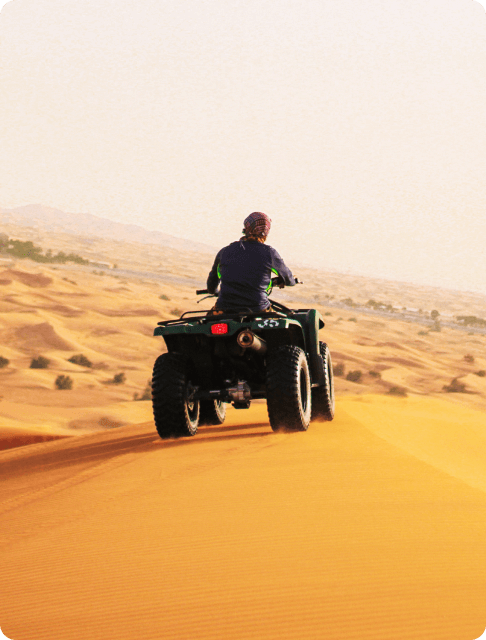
236, 329, 267, 354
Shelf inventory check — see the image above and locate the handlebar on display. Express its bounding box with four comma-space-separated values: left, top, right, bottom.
196, 278, 302, 296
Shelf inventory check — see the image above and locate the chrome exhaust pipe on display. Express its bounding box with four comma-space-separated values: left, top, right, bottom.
236, 329, 267, 354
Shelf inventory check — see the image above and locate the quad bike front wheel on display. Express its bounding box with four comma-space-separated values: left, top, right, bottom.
152, 353, 199, 438
266, 345, 312, 432
311, 342, 335, 421
199, 400, 227, 426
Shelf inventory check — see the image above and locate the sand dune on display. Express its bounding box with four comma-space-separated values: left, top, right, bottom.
0, 260, 485, 447
1, 399, 485, 640
1, 252, 486, 639
14, 321, 76, 351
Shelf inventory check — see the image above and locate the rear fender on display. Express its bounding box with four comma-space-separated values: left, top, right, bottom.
294, 309, 326, 384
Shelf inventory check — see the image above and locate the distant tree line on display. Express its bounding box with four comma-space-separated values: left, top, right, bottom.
455, 315, 486, 328
0, 234, 88, 265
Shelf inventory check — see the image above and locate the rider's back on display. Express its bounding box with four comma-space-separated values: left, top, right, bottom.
207, 239, 294, 312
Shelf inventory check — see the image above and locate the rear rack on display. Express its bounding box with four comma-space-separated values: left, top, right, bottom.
157, 309, 289, 327
156, 298, 316, 328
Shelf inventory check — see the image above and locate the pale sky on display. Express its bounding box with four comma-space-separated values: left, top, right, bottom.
1, 0, 486, 294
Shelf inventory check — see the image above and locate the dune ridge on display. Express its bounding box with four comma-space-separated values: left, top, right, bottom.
1, 400, 486, 640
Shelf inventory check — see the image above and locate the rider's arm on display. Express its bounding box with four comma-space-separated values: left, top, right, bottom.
207, 250, 222, 294
270, 248, 296, 286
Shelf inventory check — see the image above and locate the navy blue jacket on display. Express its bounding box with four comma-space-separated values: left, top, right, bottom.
207, 239, 295, 311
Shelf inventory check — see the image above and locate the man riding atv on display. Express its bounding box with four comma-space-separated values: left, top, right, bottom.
207, 212, 295, 314
151, 211, 334, 438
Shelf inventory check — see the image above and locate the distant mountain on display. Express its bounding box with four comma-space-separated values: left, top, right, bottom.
0, 204, 215, 254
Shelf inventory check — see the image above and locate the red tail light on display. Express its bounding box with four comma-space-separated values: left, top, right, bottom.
211, 322, 229, 335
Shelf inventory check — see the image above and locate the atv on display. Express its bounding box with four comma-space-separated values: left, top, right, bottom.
151, 279, 334, 438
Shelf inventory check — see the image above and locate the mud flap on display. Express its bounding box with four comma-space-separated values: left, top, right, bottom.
305, 309, 326, 385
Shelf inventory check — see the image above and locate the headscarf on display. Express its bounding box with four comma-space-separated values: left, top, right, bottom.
243, 212, 272, 241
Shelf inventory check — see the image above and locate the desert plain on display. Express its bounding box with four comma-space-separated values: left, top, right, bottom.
1, 227, 486, 639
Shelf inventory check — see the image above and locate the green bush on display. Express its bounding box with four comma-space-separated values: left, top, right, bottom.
368, 370, 381, 379
333, 363, 345, 377
55, 374, 73, 390
0, 356, 10, 368
112, 372, 126, 385
68, 354, 92, 367
474, 370, 486, 378
159, 294, 170, 301
346, 370, 362, 383
30, 356, 50, 369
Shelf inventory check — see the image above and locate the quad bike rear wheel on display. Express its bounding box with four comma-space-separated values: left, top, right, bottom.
266, 345, 312, 432
199, 400, 227, 426
152, 353, 199, 438
311, 342, 335, 421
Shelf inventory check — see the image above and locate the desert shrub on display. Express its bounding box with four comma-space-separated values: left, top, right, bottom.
170, 308, 183, 317
368, 370, 381, 379
55, 374, 73, 390
387, 386, 407, 397
159, 294, 170, 301
418, 330, 428, 336
324, 312, 332, 316
443, 378, 466, 393
0, 356, 10, 368
112, 372, 126, 385
91, 361, 109, 370
474, 370, 486, 378
341, 297, 355, 307
348, 317, 357, 322
430, 310, 440, 320
464, 354, 475, 364
333, 363, 345, 377
134, 380, 151, 401
30, 356, 50, 369
346, 370, 362, 383
68, 354, 92, 367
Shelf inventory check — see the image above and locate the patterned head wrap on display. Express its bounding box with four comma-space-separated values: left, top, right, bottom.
243, 212, 272, 240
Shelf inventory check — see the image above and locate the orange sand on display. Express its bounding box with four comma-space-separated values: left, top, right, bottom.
1, 398, 486, 640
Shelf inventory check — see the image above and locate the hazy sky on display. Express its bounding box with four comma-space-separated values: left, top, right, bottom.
1, 0, 486, 293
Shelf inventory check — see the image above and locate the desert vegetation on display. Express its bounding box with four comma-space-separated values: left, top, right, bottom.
30, 356, 50, 369
0, 235, 89, 265
68, 354, 93, 367
134, 380, 152, 401
455, 315, 486, 328
346, 370, 362, 383
55, 374, 73, 390
387, 386, 408, 397
443, 378, 467, 393
111, 372, 126, 385
333, 363, 345, 377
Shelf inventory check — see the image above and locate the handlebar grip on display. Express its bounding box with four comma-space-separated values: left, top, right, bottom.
196, 289, 209, 295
